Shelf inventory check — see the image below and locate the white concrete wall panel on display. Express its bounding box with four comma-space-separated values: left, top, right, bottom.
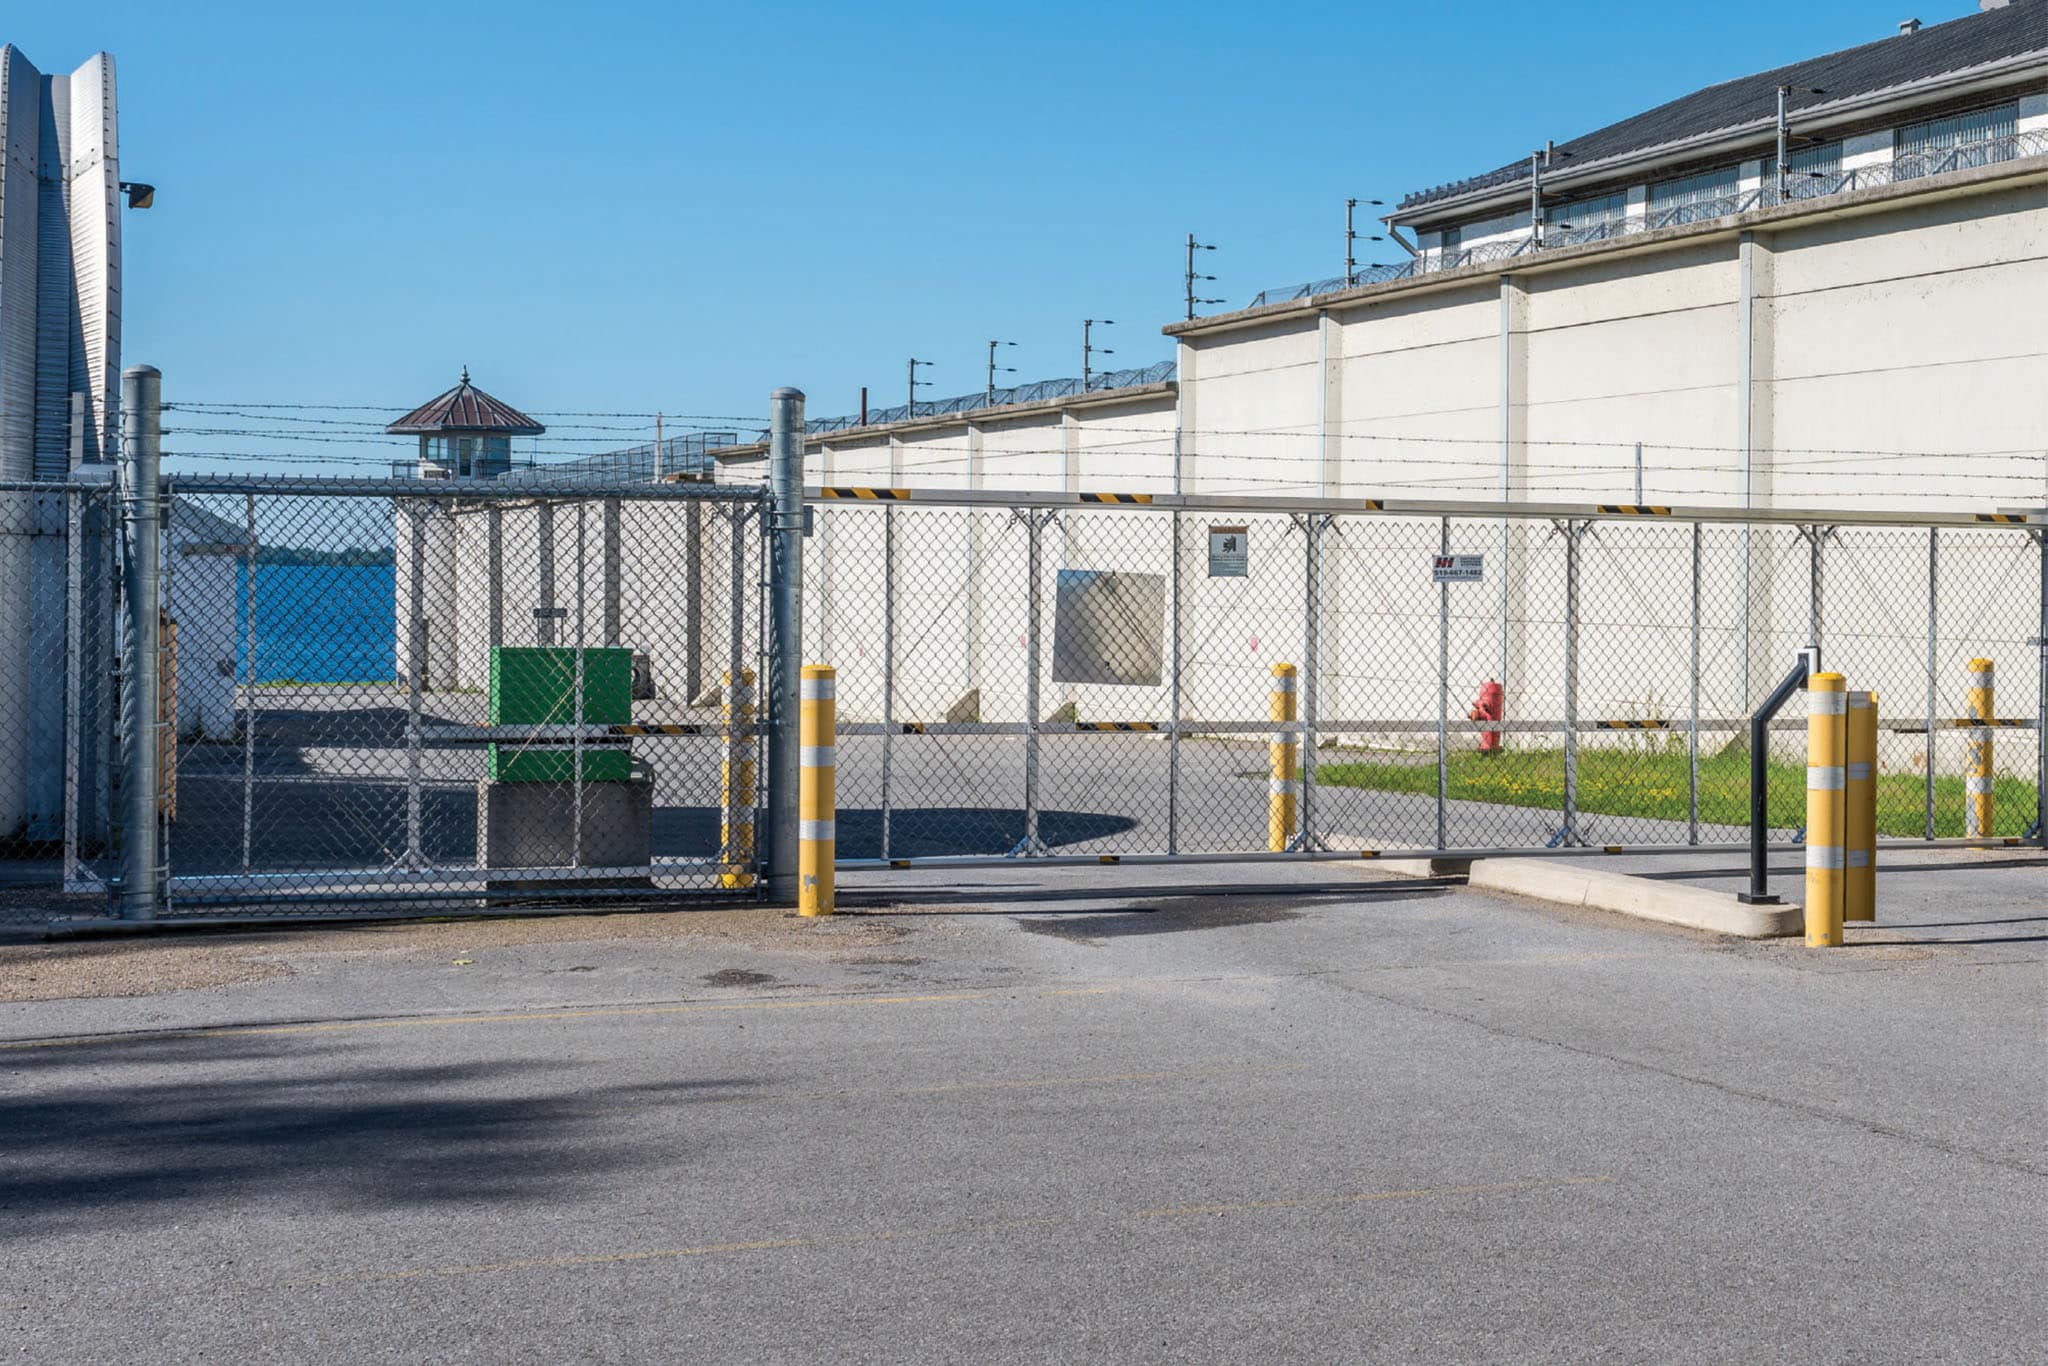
975, 415, 1065, 490
1070, 399, 1177, 491
1183, 320, 1321, 495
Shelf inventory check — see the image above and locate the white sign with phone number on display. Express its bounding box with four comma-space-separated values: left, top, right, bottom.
1431, 554, 1484, 583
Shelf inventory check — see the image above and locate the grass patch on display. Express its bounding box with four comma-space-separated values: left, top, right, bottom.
1316, 746, 2038, 839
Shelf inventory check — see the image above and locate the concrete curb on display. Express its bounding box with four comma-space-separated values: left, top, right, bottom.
1465, 858, 1802, 939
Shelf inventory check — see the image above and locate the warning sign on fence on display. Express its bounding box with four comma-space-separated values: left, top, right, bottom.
1208, 525, 1248, 578
1431, 554, 1484, 583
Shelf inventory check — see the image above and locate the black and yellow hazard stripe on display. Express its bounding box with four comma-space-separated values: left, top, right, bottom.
1078, 492, 1154, 504
1074, 721, 1163, 732
820, 487, 911, 500
1596, 504, 1671, 516
1975, 512, 2027, 524
1595, 719, 1670, 730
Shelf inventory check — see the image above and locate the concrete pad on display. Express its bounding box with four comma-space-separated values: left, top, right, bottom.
1466, 857, 1802, 938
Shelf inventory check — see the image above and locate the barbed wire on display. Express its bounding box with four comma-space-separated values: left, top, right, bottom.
167, 399, 767, 422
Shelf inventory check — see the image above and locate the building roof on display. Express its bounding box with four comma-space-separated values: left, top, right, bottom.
385, 368, 546, 435
1398, 1, 2048, 215
172, 500, 255, 550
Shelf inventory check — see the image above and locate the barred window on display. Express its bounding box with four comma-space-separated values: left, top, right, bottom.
1895, 102, 2019, 180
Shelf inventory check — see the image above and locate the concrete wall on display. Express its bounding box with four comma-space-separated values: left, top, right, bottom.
1177, 167, 2048, 514
408, 168, 2046, 801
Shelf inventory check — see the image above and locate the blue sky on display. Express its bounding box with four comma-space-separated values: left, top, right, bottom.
10, 0, 1987, 458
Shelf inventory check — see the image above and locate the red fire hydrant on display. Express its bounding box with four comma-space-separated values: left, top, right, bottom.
1469, 679, 1504, 755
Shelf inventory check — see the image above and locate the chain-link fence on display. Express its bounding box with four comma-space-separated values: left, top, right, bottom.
0, 474, 773, 923
4, 473, 2042, 922
805, 492, 2046, 865
0, 482, 122, 911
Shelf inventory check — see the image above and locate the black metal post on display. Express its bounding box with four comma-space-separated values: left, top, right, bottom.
1738, 648, 1820, 906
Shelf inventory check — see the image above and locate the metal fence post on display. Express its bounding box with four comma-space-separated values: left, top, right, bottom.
241, 493, 256, 873
1562, 519, 1581, 846
880, 503, 896, 861
117, 365, 162, 920
1925, 528, 1938, 841
1301, 514, 1324, 849
1168, 509, 1182, 856
63, 490, 83, 888
1689, 521, 1702, 844
1014, 509, 1047, 857
2037, 527, 2047, 847
405, 504, 425, 869
1808, 524, 1825, 653
1437, 516, 1450, 850
684, 502, 704, 703
766, 388, 806, 901
573, 502, 587, 869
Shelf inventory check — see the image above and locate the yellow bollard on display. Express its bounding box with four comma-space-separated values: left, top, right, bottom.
1845, 689, 1877, 924
799, 665, 836, 916
1966, 657, 1994, 839
1268, 663, 1298, 852
1805, 672, 1847, 948
719, 668, 756, 889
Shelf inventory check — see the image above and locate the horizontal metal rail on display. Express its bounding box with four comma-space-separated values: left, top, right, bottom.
419, 723, 741, 740
421, 716, 2035, 742
168, 859, 729, 896
806, 484, 2046, 530
835, 834, 2038, 872
160, 473, 765, 501
830, 717, 1814, 737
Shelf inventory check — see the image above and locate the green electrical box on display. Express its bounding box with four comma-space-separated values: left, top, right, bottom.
487, 646, 634, 783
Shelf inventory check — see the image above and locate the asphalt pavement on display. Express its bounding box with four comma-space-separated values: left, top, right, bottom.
1, 856, 2042, 1362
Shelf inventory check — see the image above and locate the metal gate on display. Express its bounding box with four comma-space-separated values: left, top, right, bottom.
805, 487, 2046, 868
145, 474, 772, 912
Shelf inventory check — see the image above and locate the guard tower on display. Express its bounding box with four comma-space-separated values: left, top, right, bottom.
389, 370, 545, 692
385, 368, 545, 479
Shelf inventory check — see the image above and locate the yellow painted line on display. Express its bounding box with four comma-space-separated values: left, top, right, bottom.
1135, 1173, 1614, 1219
663, 1063, 1311, 1114
877, 1062, 1305, 1100
287, 1171, 1610, 1289
0, 990, 1011, 1054
295, 1216, 1063, 1288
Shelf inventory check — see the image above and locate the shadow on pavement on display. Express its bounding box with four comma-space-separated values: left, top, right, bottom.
0, 1032, 753, 1234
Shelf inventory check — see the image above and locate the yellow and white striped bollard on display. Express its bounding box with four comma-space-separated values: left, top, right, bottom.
800, 665, 836, 916
1805, 672, 1847, 948
1269, 662, 1298, 853
1845, 689, 1877, 923
1966, 657, 1994, 839
720, 667, 756, 889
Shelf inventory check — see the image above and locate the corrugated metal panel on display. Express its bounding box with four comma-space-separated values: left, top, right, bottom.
34, 63, 72, 480
66, 54, 119, 468
0, 47, 41, 481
